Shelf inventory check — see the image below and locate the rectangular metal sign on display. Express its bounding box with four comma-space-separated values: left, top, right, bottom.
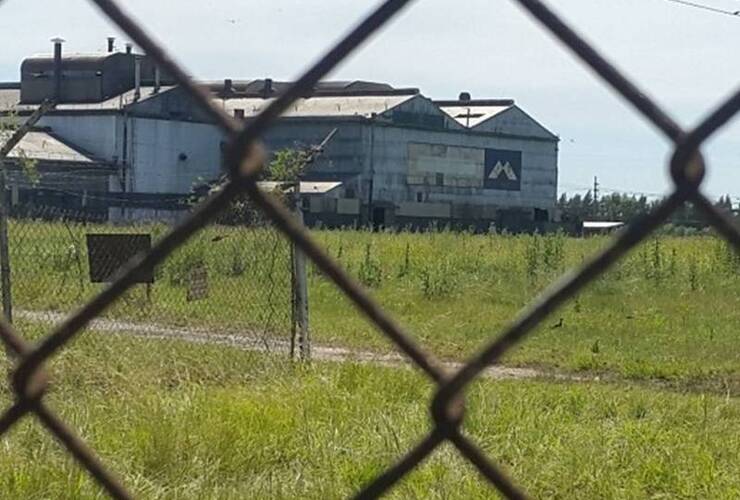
86, 233, 154, 283
187, 263, 209, 301
484, 149, 522, 191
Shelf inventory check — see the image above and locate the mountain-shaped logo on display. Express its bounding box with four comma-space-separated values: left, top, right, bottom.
484, 149, 522, 191
488, 161, 518, 181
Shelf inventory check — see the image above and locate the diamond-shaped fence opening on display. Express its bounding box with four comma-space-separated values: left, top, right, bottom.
1, 0, 740, 499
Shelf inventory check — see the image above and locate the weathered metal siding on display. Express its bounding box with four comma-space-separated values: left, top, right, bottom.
369, 124, 558, 212
128, 87, 215, 123
254, 98, 557, 225
259, 119, 369, 193
471, 106, 557, 141
127, 118, 223, 193
38, 114, 119, 160
42, 114, 223, 194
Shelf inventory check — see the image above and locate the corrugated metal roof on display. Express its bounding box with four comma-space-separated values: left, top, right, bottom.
0, 130, 97, 164
205, 79, 410, 96
27, 52, 117, 60
2, 87, 172, 113
217, 94, 415, 118
12, 86, 176, 112
438, 104, 513, 128
8, 87, 410, 118
258, 181, 342, 194
0, 89, 20, 112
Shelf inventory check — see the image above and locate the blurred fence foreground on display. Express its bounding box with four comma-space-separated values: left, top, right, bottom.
1, 0, 740, 498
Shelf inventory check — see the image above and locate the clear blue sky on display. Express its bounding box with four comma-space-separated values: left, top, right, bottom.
1, 0, 739, 200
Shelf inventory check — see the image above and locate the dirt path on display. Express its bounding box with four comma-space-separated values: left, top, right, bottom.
16, 310, 583, 382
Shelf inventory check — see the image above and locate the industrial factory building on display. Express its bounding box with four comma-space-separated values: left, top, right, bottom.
0, 39, 559, 230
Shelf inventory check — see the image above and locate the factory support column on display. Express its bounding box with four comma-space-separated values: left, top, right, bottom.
367, 116, 376, 228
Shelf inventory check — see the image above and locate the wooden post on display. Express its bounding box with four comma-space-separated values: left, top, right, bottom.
287, 129, 337, 360
291, 186, 310, 360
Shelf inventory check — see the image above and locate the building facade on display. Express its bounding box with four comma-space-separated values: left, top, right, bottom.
0, 40, 559, 230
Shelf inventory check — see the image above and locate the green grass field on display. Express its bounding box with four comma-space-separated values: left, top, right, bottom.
2, 221, 740, 498
1, 323, 739, 499
8, 220, 739, 384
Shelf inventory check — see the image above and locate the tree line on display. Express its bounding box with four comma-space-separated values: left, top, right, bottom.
558, 191, 736, 228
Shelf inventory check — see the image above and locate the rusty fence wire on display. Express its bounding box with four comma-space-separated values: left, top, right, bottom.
1, 0, 740, 498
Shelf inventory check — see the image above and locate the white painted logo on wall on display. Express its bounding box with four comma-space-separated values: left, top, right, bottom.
488, 161, 518, 181
484, 149, 522, 190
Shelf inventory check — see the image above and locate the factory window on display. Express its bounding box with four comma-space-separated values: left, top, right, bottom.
435, 173, 444, 186
416, 192, 423, 202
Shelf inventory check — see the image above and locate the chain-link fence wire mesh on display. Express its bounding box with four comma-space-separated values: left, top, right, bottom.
1, 0, 740, 498
2, 203, 293, 353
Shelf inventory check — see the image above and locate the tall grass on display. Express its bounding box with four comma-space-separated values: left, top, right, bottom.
7, 220, 740, 381
1, 324, 739, 499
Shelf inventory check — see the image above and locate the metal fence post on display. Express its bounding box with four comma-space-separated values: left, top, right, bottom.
291, 187, 310, 361
0, 98, 55, 326
0, 168, 11, 324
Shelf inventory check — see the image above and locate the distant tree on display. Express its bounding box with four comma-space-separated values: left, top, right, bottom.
192, 147, 310, 226
557, 191, 736, 230
264, 148, 310, 183
715, 195, 733, 213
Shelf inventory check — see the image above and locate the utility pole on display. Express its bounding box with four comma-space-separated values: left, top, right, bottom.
593, 176, 599, 202
593, 176, 600, 219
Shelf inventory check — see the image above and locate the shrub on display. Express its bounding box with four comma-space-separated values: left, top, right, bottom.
357, 243, 382, 288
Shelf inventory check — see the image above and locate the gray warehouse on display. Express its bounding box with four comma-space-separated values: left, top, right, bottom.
0, 39, 559, 230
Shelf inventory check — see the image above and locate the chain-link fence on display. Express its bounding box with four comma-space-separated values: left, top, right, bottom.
1, 0, 740, 499
1, 204, 295, 355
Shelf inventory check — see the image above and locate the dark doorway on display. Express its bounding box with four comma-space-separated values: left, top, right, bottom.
372, 207, 386, 229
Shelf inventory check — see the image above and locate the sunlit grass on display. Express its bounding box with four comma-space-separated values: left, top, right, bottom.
8, 220, 740, 383
1, 324, 738, 499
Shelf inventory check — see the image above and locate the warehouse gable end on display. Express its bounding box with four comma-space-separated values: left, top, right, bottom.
472, 105, 557, 142
378, 95, 460, 131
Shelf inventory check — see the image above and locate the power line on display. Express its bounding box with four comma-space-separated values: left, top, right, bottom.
664, 0, 740, 17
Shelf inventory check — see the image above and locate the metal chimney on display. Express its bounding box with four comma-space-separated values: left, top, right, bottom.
262, 78, 273, 98
51, 37, 65, 102
134, 56, 142, 100
154, 66, 161, 93
107, 37, 115, 53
